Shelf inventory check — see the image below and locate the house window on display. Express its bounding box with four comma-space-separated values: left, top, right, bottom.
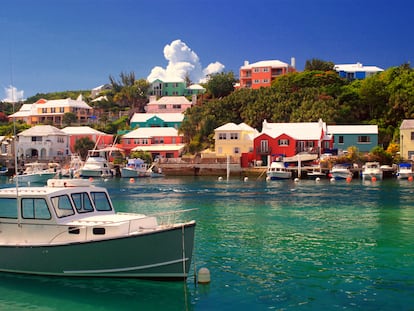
158, 105, 167, 109
254, 68, 260, 73
278, 139, 289, 146
51, 108, 56, 113
57, 137, 64, 143
60, 107, 64, 113
134, 139, 139, 144
338, 136, 344, 144
31, 136, 42, 142
234, 147, 240, 154
263, 79, 269, 83
218, 133, 227, 140
358, 136, 371, 143
260, 140, 269, 153
230, 133, 239, 140
42, 108, 47, 113
253, 79, 260, 84
173, 104, 181, 109
410, 132, 414, 140
263, 68, 269, 72
142, 139, 148, 145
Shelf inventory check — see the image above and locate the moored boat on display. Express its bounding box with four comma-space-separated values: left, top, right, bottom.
330, 163, 353, 180
121, 158, 150, 178
396, 163, 413, 179
0, 179, 196, 280
80, 150, 114, 178
361, 161, 383, 180
266, 161, 292, 180
14, 162, 58, 184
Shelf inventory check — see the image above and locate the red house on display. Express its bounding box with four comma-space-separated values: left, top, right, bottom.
61, 126, 114, 154
253, 119, 331, 165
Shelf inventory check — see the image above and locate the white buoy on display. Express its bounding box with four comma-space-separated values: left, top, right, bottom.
315, 177, 320, 182
218, 176, 223, 181
244, 176, 248, 182
266, 176, 271, 182
198, 267, 211, 284
330, 177, 335, 182
294, 178, 299, 183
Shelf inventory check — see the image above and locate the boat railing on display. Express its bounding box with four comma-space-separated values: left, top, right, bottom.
44, 208, 198, 244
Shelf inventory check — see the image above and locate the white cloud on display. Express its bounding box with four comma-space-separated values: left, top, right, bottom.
3, 85, 25, 103
147, 39, 225, 83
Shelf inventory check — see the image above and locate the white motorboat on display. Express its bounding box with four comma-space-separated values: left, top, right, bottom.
396, 163, 413, 179
361, 162, 383, 180
121, 158, 150, 178
14, 162, 58, 184
306, 166, 326, 180
80, 150, 114, 178
266, 161, 292, 180
330, 164, 353, 180
0, 178, 196, 280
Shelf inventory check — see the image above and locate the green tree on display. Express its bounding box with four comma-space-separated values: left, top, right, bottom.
74, 137, 96, 160
63, 112, 77, 126
304, 58, 335, 71
109, 72, 149, 112
205, 72, 236, 98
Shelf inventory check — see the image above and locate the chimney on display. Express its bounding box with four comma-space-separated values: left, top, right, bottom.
149, 95, 156, 103
291, 57, 296, 69
244, 60, 249, 66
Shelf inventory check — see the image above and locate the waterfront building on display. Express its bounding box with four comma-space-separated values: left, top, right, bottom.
399, 119, 414, 160
16, 125, 69, 161
327, 124, 378, 154
120, 127, 185, 158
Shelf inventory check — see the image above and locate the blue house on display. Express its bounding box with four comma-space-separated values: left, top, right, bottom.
327, 125, 378, 154
333, 63, 383, 80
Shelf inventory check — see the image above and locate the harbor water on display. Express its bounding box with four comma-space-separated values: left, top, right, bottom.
0, 176, 413, 310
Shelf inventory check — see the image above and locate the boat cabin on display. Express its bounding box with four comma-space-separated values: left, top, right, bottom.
0, 179, 157, 245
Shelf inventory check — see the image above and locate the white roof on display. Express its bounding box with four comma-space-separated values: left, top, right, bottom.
122, 127, 180, 139
241, 60, 289, 69
215, 122, 258, 133
187, 84, 205, 90
18, 125, 68, 137
261, 120, 326, 140
146, 96, 191, 106
61, 126, 110, 136
132, 144, 186, 152
327, 125, 378, 134
333, 63, 384, 73
400, 119, 414, 129
38, 98, 91, 109
130, 113, 184, 123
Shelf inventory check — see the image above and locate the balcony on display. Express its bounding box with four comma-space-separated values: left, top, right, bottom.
256, 146, 272, 155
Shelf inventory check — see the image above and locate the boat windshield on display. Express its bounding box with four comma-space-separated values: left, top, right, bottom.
22, 198, 51, 220
90, 191, 112, 211
71, 192, 94, 213
51, 195, 75, 218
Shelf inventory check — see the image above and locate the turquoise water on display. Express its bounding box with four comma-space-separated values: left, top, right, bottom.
0, 176, 413, 310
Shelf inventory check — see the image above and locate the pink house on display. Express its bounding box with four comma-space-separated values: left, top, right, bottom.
61, 126, 113, 154
145, 96, 195, 113
120, 127, 185, 159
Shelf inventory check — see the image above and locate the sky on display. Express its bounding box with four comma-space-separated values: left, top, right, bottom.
0, 0, 412, 101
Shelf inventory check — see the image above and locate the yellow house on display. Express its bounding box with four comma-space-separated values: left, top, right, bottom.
214, 122, 258, 157
399, 120, 414, 160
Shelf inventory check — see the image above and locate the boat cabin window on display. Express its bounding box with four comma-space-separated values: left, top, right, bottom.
51, 195, 75, 218
71, 192, 94, 213
0, 198, 18, 219
22, 198, 51, 220
90, 191, 112, 211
